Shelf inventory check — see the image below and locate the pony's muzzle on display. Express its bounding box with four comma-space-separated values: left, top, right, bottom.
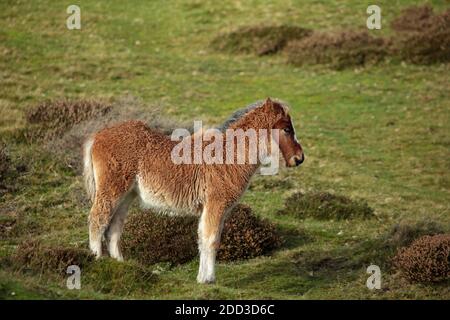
290, 154, 304, 167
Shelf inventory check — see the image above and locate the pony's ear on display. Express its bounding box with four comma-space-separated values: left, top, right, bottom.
263, 97, 274, 109
263, 97, 284, 115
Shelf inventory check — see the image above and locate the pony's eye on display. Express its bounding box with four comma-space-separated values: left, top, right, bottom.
283, 128, 291, 133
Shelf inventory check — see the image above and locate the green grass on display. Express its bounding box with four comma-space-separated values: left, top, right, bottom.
0, 0, 449, 299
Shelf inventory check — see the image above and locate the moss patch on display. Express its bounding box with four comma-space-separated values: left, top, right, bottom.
84, 259, 157, 295
278, 191, 374, 220
248, 176, 293, 192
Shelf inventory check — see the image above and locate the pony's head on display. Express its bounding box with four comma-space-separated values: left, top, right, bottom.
263, 98, 304, 167
220, 98, 305, 168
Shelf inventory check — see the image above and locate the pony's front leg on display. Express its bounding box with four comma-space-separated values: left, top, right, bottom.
197, 204, 226, 284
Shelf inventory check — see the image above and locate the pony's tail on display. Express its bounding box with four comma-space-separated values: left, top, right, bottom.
83, 137, 96, 202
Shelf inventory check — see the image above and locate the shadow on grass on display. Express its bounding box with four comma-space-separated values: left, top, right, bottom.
221, 225, 445, 296
277, 225, 314, 250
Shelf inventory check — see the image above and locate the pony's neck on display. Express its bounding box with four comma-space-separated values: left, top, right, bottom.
227, 107, 275, 132
223, 107, 276, 178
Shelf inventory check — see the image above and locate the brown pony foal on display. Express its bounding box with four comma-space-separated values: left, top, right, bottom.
83, 98, 304, 283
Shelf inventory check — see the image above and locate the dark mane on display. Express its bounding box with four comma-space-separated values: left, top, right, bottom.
219, 99, 288, 132
218, 100, 264, 131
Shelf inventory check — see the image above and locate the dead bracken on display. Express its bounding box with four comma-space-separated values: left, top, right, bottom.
393, 234, 450, 283
211, 25, 312, 56
278, 191, 374, 220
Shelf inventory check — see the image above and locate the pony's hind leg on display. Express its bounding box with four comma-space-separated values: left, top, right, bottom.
105, 191, 136, 261
88, 201, 111, 259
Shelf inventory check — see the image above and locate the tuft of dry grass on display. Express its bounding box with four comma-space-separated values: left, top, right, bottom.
211, 25, 312, 56
391, 5, 436, 32
0, 142, 17, 196
285, 30, 388, 70
0, 142, 10, 182
393, 234, 450, 283
13, 239, 94, 274
0, 216, 16, 239
24, 99, 112, 143
384, 220, 446, 249
392, 9, 450, 65
23, 96, 189, 173
278, 191, 374, 220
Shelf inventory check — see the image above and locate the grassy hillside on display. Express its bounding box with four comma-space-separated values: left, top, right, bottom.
0, 0, 449, 299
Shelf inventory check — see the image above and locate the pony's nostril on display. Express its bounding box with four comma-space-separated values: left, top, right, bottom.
295, 155, 304, 166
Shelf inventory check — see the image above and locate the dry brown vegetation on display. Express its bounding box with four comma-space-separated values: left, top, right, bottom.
122, 211, 198, 265
211, 25, 312, 55
391, 5, 438, 32
24, 99, 112, 143
0, 142, 10, 184
22, 96, 189, 172
212, 6, 450, 68
122, 204, 281, 265
0, 142, 15, 196
285, 31, 388, 70
384, 221, 445, 249
218, 204, 282, 261
13, 239, 94, 274
393, 234, 450, 283
392, 8, 450, 64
